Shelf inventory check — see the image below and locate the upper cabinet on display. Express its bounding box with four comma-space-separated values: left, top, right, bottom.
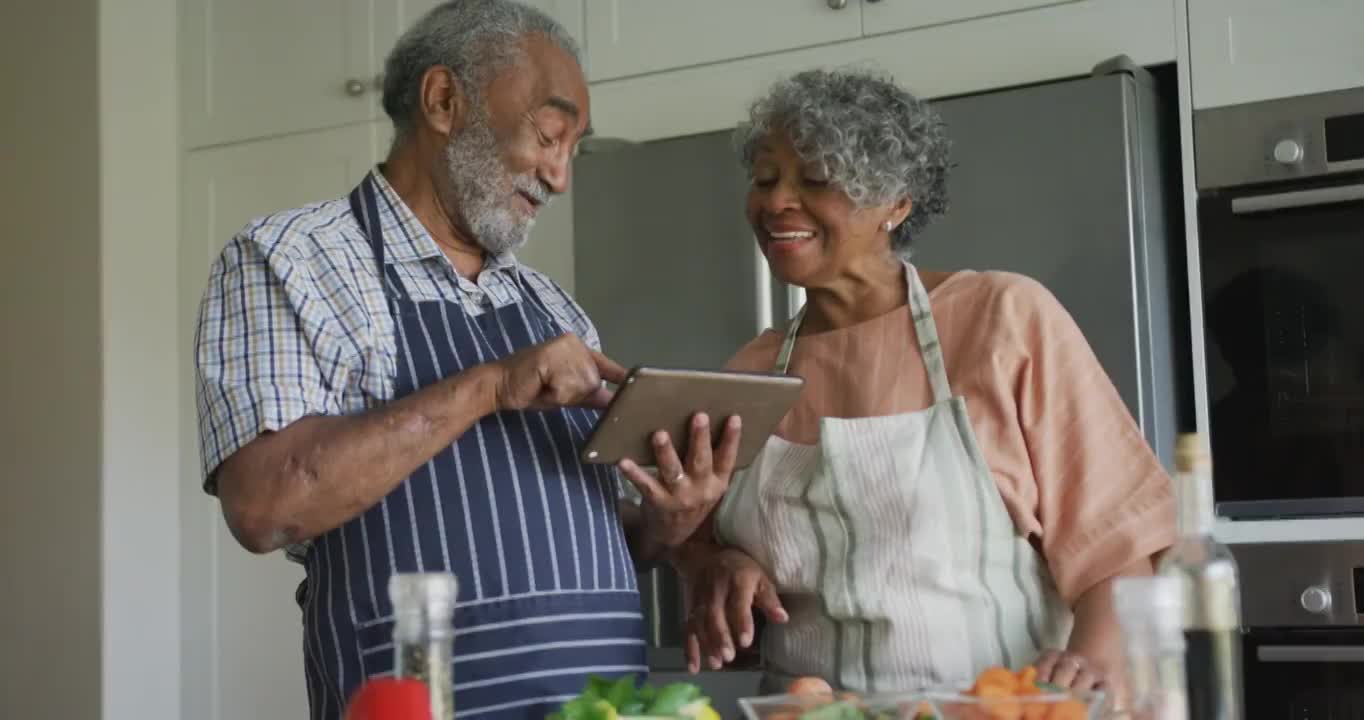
862, 0, 1075, 35
182, 0, 583, 150
583, 0, 863, 82
181, 0, 377, 149
1188, 0, 1364, 109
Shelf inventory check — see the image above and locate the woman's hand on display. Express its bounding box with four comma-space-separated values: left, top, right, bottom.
1034, 649, 1105, 692
681, 546, 788, 673
617, 413, 742, 549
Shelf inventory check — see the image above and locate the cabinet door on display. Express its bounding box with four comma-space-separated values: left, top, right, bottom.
862, 0, 1078, 34
179, 124, 375, 720
371, 0, 448, 123
182, 0, 375, 149
1189, 0, 1364, 109
583, 0, 862, 82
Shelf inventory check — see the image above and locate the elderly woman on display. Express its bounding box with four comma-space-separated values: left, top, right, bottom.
673, 68, 1176, 696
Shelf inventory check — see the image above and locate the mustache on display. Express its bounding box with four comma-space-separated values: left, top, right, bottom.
514, 175, 553, 207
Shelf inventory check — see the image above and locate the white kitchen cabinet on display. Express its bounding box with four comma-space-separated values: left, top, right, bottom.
588, 0, 1174, 142
1188, 0, 1364, 109
182, 0, 587, 150
862, 0, 1078, 35
583, 0, 863, 82
180, 0, 377, 149
179, 123, 377, 720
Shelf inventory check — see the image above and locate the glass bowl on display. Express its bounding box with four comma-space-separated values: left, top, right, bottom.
739, 692, 936, 720
923, 687, 1107, 720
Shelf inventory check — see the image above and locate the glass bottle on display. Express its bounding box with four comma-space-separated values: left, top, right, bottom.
1114, 575, 1188, 720
389, 572, 458, 720
1156, 433, 1244, 720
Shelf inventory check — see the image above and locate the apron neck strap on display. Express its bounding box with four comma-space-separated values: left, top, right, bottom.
349, 172, 417, 303
348, 174, 387, 276
906, 263, 953, 404
775, 262, 954, 404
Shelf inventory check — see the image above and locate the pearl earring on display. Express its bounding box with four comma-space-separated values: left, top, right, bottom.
883, 221, 894, 232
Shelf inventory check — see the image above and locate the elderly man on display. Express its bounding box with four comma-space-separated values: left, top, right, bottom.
193, 1, 740, 717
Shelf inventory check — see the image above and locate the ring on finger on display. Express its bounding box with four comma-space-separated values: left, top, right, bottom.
670, 470, 687, 485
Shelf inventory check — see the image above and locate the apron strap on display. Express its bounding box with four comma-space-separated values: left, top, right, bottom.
774, 305, 806, 374
348, 172, 413, 303
348, 174, 385, 272
773, 262, 954, 404
905, 263, 952, 405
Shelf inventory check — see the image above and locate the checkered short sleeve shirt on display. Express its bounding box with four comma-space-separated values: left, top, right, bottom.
194, 170, 600, 493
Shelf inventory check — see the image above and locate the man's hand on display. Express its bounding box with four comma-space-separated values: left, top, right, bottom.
679, 546, 787, 673
492, 333, 626, 411
617, 413, 741, 550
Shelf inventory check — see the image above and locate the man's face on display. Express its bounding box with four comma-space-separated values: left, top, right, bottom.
441, 34, 591, 256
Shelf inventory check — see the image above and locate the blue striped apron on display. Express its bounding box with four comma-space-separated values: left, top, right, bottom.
298, 175, 646, 719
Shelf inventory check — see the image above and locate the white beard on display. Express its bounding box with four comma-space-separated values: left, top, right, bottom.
442, 116, 543, 256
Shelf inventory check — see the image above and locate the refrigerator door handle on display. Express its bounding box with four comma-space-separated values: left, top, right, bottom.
1257, 645, 1364, 663
1231, 183, 1364, 215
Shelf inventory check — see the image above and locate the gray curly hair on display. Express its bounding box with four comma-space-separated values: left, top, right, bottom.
382, 0, 581, 139
737, 68, 952, 255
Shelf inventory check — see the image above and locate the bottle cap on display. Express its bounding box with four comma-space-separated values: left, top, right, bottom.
389, 572, 459, 617
1175, 433, 1211, 473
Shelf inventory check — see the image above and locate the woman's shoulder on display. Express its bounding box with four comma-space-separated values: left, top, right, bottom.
933, 269, 1069, 324
724, 328, 785, 372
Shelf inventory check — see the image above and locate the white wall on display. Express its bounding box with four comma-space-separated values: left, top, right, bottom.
1, 1, 181, 718
0, 1, 104, 717
99, 0, 182, 717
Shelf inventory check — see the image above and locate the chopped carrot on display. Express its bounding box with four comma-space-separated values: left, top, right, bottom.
972, 667, 1018, 694
786, 676, 834, 698
1045, 699, 1087, 720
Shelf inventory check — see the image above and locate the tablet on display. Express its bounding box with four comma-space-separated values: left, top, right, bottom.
581, 366, 804, 470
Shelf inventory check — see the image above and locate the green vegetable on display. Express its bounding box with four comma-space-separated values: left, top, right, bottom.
550, 695, 603, 720
796, 701, 864, 720
605, 675, 636, 709
584, 676, 616, 701
552, 674, 710, 719
646, 682, 702, 715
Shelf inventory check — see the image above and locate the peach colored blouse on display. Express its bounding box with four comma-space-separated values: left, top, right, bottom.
725, 270, 1176, 603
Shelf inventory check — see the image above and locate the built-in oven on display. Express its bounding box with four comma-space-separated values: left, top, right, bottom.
1234, 542, 1364, 718
1194, 86, 1364, 520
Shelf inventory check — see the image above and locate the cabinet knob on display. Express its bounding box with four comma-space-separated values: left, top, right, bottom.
1273, 138, 1303, 165
1300, 585, 1332, 615
827, 0, 848, 8
344, 78, 367, 97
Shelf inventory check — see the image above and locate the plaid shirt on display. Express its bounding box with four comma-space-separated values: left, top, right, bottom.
194, 170, 599, 494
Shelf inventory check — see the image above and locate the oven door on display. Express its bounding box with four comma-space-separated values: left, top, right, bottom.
1243, 627, 1364, 719
1197, 172, 1364, 519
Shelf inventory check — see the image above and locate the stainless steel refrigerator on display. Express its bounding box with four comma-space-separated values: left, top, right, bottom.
571, 58, 1187, 708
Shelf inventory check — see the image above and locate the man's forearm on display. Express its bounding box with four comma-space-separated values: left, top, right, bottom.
218, 363, 503, 553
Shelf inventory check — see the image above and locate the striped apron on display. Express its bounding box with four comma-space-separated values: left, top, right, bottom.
715, 262, 1070, 694
298, 176, 646, 719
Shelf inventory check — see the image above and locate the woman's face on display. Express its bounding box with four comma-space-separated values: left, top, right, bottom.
745, 131, 899, 288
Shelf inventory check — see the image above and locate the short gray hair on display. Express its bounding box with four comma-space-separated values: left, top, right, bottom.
737, 68, 952, 255
382, 0, 582, 138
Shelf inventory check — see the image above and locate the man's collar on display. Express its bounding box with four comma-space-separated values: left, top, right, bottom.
367, 168, 519, 273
